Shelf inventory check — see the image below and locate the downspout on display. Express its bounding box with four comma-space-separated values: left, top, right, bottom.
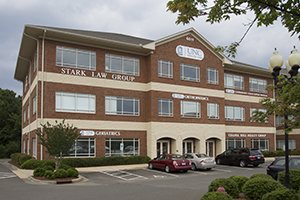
40, 29, 46, 160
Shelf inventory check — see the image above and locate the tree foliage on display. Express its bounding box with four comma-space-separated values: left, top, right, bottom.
36, 120, 79, 169
0, 88, 22, 158
167, 0, 300, 57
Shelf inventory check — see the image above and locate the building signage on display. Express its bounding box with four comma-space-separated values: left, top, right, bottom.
172, 93, 208, 101
60, 68, 135, 82
176, 45, 204, 61
225, 89, 268, 97
80, 130, 121, 136
227, 133, 267, 138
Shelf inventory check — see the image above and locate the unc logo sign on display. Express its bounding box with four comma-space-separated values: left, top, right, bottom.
175, 45, 204, 60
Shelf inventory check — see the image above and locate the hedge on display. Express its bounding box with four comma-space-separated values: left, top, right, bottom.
249, 173, 273, 180
21, 159, 55, 169
201, 192, 233, 200
278, 169, 300, 190
10, 153, 33, 166
208, 178, 239, 198
262, 150, 300, 157
228, 176, 248, 193
262, 189, 299, 200
61, 156, 151, 167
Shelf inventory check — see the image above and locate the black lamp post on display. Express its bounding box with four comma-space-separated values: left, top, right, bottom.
269, 46, 300, 188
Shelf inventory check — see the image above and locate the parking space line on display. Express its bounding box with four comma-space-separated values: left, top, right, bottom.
101, 170, 148, 181
0, 172, 16, 180
143, 169, 179, 177
213, 168, 232, 173
188, 171, 208, 175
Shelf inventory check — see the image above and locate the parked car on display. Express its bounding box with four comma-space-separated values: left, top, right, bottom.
267, 156, 300, 180
184, 153, 216, 171
215, 148, 265, 167
148, 154, 192, 173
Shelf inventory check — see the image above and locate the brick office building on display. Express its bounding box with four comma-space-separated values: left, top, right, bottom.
14, 25, 276, 160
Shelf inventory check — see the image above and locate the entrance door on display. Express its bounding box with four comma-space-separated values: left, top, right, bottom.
206, 141, 215, 157
183, 140, 194, 154
157, 140, 170, 157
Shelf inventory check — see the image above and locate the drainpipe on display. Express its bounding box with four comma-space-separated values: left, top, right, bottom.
40, 29, 46, 160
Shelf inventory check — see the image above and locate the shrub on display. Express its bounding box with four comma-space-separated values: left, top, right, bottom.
242, 177, 285, 200
19, 154, 33, 165
229, 176, 248, 193
201, 192, 233, 200
250, 173, 273, 180
44, 170, 54, 180
53, 169, 68, 179
21, 159, 55, 169
33, 167, 46, 177
10, 153, 32, 166
66, 168, 79, 178
208, 178, 239, 198
43, 165, 54, 172
278, 169, 300, 190
262, 189, 298, 200
41, 160, 56, 169
58, 164, 72, 170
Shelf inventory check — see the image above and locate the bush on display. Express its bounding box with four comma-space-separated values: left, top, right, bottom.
21, 159, 55, 169
242, 177, 285, 200
61, 156, 151, 167
250, 173, 273, 180
66, 168, 79, 178
262, 189, 298, 200
33, 167, 46, 177
201, 192, 233, 200
229, 176, 249, 193
208, 178, 239, 198
58, 164, 72, 170
278, 169, 300, 190
10, 153, 32, 166
19, 155, 33, 165
53, 169, 68, 179
44, 170, 54, 180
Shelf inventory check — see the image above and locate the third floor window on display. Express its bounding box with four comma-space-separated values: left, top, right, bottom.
158, 60, 173, 78
249, 78, 267, 93
224, 73, 244, 90
180, 64, 200, 82
105, 54, 140, 76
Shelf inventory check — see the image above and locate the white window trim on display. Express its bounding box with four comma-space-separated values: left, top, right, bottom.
251, 139, 269, 151
180, 101, 201, 118
105, 96, 140, 116
180, 64, 200, 82
207, 103, 219, 119
105, 54, 140, 76
225, 106, 245, 121
158, 60, 173, 78
158, 99, 173, 117
105, 138, 140, 157
207, 67, 219, 85
249, 77, 267, 93
225, 73, 244, 90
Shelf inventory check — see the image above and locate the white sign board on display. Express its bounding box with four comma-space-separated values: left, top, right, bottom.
176, 45, 204, 60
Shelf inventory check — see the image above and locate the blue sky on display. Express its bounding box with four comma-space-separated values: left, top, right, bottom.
0, 0, 298, 95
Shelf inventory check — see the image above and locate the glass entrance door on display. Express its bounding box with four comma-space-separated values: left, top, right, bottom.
157, 140, 170, 157
206, 141, 215, 157
183, 140, 194, 154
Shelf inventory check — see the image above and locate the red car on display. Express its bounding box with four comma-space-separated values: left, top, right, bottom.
148, 154, 192, 173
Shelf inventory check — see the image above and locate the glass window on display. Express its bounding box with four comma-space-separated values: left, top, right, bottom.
105, 54, 139, 76
251, 139, 269, 151
105, 138, 139, 156
207, 68, 219, 84
226, 139, 246, 150
32, 96, 37, 114
68, 138, 95, 157
277, 140, 296, 150
180, 64, 200, 82
225, 106, 245, 121
207, 103, 219, 119
158, 60, 173, 78
56, 46, 96, 70
181, 101, 200, 118
249, 78, 267, 93
105, 96, 139, 116
55, 92, 96, 113
32, 138, 37, 158
158, 99, 173, 117
225, 73, 244, 90
250, 108, 268, 122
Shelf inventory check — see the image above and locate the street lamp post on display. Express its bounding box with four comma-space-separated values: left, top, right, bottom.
269, 46, 300, 188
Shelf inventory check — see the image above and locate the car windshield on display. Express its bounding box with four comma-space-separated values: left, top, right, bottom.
250, 149, 263, 156
195, 154, 208, 158
171, 154, 184, 160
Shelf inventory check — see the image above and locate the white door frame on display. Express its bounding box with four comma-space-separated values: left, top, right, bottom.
206, 140, 215, 157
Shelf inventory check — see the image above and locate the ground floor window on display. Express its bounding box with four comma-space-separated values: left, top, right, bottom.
32, 138, 37, 158
105, 138, 139, 157
68, 138, 95, 157
277, 140, 296, 150
251, 139, 269, 151
226, 138, 245, 150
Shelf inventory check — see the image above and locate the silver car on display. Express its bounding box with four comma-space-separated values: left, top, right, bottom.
184, 153, 216, 171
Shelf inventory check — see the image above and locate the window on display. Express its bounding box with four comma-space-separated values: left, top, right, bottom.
207, 68, 218, 84
225, 106, 245, 121
180, 64, 200, 82
158, 99, 173, 117
32, 96, 37, 115
158, 60, 173, 78
277, 140, 296, 150
249, 78, 267, 93
27, 105, 30, 120
105, 138, 139, 156
56, 92, 96, 113
250, 108, 267, 122
32, 138, 37, 158
33, 49, 38, 72
68, 138, 95, 157
56, 46, 96, 70
181, 101, 200, 118
207, 103, 219, 119
23, 109, 26, 123
225, 73, 244, 90
105, 54, 139, 76
251, 139, 269, 151
226, 139, 245, 150
105, 96, 139, 116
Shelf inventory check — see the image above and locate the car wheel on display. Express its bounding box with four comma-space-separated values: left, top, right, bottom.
239, 160, 247, 167
148, 163, 153, 169
182, 170, 188, 173
206, 168, 212, 171
191, 163, 197, 171
216, 159, 221, 165
253, 164, 259, 167
165, 165, 170, 173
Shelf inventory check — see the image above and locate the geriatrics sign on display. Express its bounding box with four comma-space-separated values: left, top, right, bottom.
176, 45, 204, 61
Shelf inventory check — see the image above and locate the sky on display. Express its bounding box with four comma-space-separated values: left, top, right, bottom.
0, 0, 299, 95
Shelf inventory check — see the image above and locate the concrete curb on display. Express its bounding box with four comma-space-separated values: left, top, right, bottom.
27, 175, 85, 185
77, 163, 148, 173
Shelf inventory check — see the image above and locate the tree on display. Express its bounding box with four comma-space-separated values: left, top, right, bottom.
167, 0, 300, 57
0, 88, 22, 158
36, 120, 79, 169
